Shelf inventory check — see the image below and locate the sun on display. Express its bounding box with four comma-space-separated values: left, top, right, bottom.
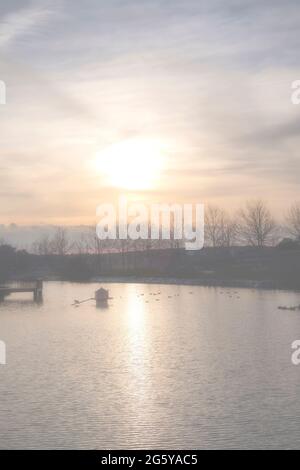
95, 137, 165, 190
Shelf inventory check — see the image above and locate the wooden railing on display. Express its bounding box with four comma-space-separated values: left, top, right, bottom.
0, 280, 43, 302
0, 280, 40, 289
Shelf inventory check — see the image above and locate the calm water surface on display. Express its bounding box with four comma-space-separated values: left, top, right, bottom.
1, 282, 300, 449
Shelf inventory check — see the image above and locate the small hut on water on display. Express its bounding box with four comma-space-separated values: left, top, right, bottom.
95, 287, 109, 307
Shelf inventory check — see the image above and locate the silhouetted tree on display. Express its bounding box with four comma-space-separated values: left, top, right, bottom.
218, 212, 237, 247
277, 238, 300, 250
237, 200, 277, 247
51, 227, 72, 255
205, 205, 237, 247
84, 226, 103, 255
286, 202, 300, 240
205, 205, 222, 247
32, 234, 52, 255
0, 244, 16, 281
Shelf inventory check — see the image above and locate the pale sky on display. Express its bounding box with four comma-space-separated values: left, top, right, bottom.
0, 0, 300, 224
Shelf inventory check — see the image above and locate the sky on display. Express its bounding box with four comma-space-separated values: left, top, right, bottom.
0, 0, 300, 224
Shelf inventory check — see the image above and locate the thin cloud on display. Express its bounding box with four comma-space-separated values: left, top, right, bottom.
1, 0, 300, 223
0, 2, 54, 49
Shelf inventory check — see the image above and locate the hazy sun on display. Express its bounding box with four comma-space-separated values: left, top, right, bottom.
95, 137, 165, 190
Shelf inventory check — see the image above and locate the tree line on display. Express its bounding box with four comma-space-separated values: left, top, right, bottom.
5, 199, 300, 255
205, 200, 300, 248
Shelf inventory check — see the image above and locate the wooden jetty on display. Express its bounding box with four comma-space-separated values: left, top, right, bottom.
0, 280, 43, 302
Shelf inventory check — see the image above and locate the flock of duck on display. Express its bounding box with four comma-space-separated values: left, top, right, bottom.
278, 304, 300, 311
133, 288, 243, 303
72, 287, 300, 312
72, 288, 244, 307
134, 290, 300, 313
135, 291, 187, 303
219, 290, 241, 299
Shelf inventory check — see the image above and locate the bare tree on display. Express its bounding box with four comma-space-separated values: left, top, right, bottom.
51, 227, 72, 255
205, 205, 237, 247
205, 205, 223, 247
32, 234, 53, 255
71, 228, 99, 255
237, 200, 277, 247
219, 212, 238, 247
286, 202, 300, 240
86, 225, 103, 255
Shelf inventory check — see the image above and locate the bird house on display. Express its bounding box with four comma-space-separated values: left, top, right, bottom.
95, 287, 109, 307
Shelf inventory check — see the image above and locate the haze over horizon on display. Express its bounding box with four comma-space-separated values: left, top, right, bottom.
1, 0, 300, 224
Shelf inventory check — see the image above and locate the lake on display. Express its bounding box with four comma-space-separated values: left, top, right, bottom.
0, 281, 300, 449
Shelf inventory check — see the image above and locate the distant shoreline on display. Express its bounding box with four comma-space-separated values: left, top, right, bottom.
7, 274, 300, 293
3, 246, 300, 293
86, 276, 300, 293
